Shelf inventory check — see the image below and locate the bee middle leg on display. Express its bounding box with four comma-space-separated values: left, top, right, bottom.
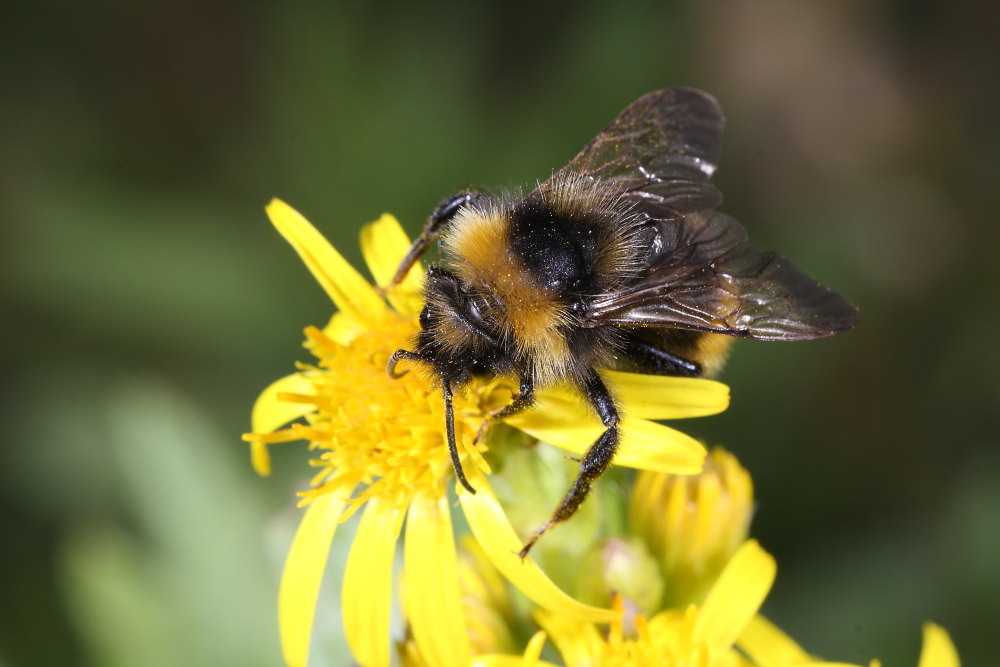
518, 369, 618, 559
473, 375, 535, 444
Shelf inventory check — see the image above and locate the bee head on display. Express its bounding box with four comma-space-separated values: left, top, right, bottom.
413, 265, 509, 384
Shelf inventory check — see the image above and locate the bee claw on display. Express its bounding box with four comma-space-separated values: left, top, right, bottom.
517, 520, 553, 560
387, 349, 422, 378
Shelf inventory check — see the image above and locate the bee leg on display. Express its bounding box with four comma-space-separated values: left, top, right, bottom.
473, 375, 535, 445
518, 370, 618, 559
619, 335, 702, 377
387, 349, 424, 378
385, 190, 486, 289
443, 379, 477, 495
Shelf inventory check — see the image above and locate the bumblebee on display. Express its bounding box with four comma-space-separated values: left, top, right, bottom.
386, 88, 857, 557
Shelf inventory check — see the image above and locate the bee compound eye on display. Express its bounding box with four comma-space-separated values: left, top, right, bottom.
467, 297, 482, 321
419, 306, 432, 329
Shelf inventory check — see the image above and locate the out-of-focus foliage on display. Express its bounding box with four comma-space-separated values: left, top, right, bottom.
0, 1, 996, 665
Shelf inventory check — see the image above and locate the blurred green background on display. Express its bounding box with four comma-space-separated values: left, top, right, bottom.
2, 2, 997, 665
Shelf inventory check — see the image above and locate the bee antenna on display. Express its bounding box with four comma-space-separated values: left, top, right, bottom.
443, 380, 477, 495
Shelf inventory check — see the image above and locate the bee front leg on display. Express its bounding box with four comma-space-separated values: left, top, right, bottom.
473, 375, 535, 445
385, 190, 486, 289
443, 379, 478, 495
518, 369, 619, 559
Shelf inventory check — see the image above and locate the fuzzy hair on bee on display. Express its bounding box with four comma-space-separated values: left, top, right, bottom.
386, 88, 858, 558
439, 173, 646, 385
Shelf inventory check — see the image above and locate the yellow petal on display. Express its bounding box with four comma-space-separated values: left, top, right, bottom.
522, 630, 549, 665
245, 373, 316, 476
458, 474, 619, 624
251, 373, 315, 434
473, 655, 559, 667
693, 540, 776, 650
360, 213, 426, 316
322, 311, 366, 345
266, 198, 386, 320
249, 440, 273, 477
471, 659, 532, 667
508, 392, 705, 473
471, 631, 556, 667
343, 496, 405, 667
535, 609, 605, 666
403, 492, 470, 667
615, 418, 706, 472
738, 615, 812, 667
918, 623, 960, 667
279, 491, 350, 667
602, 370, 730, 420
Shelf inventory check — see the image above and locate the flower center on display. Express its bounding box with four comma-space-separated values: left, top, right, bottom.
259, 312, 514, 510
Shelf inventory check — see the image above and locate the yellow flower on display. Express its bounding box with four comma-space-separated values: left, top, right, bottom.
498, 540, 778, 667
915, 623, 961, 667
243, 199, 731, 667
631, 447, 754, 608
399, 537, 521, 664
476, 541, 962, 667
561, 447, 751, 616
737, 615, 961, 667
441, 451, 961, 667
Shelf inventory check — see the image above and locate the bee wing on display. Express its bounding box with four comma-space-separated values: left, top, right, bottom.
586, 211, 859, 341
548, 88, 725, 213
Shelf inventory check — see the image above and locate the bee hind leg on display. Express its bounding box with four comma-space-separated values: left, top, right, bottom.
518, 369, 618, 559
619, 334, 702, 377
